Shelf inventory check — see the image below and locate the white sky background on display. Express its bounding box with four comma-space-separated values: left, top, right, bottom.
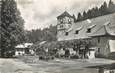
16, 0, 115, 30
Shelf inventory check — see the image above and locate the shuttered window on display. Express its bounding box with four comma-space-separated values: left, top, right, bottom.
65, 32, 69, 36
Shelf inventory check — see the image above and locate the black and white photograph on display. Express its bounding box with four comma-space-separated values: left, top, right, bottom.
0, 0, 115, 73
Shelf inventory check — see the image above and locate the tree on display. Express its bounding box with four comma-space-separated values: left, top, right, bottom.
72, 14, 77, 22
77, 12, 83, 21
76, 0, 115, 22
99, 2, 108, 15
26, 25, 57, 43
93, 7, 101, 17
87, 9, 92, 18
82, 11, 88, 20
108, 0, 115, 13
0, 0, 25, 57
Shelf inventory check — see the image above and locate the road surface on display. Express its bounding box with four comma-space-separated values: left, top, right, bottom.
0, 58, 115, 73
0, 58, 44, 73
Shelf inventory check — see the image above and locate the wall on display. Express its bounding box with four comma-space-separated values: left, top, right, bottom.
57, 13, 115, 41
93, 36, 115, 56
15, 49, 25, 56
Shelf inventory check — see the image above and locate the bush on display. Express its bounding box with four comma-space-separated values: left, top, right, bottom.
39, 56, 44, 60
70, 55, 79, 59
39, 55, 54, 60
95, 53, 107, 58
107, 52, 115, 60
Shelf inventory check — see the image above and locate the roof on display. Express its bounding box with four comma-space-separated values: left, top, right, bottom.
57, 13, 115, 41
57, 11, 73, 19
15, 43, 33, 48
90, 24, 115, 37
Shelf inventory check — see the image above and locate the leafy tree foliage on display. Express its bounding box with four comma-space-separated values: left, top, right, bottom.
77, 0, 115, 22
0, 0, 25, 57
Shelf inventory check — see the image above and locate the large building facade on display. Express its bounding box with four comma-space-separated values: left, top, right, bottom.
57, 11, 115, 57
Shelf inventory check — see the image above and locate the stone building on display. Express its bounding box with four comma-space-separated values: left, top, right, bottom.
56, 11, 115, 58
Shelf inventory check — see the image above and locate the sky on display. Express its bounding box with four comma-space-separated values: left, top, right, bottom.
16, 0, 115, 30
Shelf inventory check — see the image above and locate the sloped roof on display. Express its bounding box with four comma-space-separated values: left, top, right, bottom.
58, 13, 115, 41
90, 24, 115, 37
57, 11, 73, 19
15, 43, 33, 48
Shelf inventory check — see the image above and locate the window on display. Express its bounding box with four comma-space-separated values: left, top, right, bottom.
60, 19, 63, 23
75, 30, 79, 34
68, 19, 71, 22
98, 48, 100, 53
60, 25, 63, 28
68, 19, 70, 23
98, 37, 100, 43
65, 32, 69, 36
69, 21, 71, 24
87, 28, 91, 33
75, 26, 83, 34
60, 21, 63, 24
87, 25, 96, 33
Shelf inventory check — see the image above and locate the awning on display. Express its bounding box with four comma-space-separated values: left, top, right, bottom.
109, 40, 115, 52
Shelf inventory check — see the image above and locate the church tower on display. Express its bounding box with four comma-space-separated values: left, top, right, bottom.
57, 11, 75, 41
57, 11, 75, 30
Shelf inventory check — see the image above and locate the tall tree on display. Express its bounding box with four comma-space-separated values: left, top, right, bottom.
82, 11, 87, 20
99, 2, 108, 15
87, 9, 92, 18
93, 7, 101, 17
77, 12, 83, 21
0, 0, 25, 57
26, 25, 57, 43
108, 0, 115, 13
76, 0, 115, 22
72, 14, 77, 22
